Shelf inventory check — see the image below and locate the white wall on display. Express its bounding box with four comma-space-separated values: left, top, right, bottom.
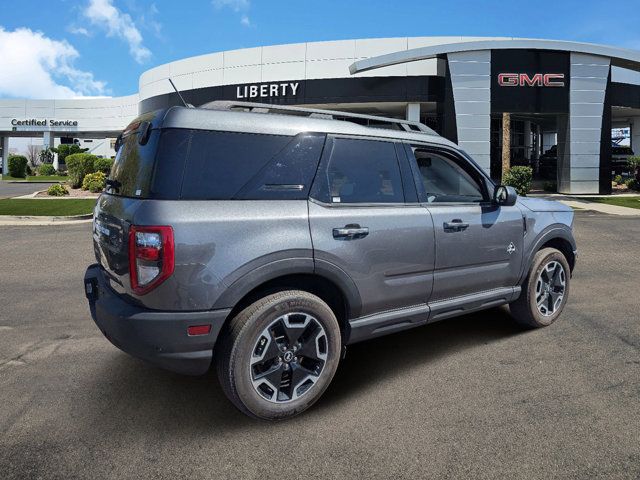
0, 94, 139, 134
139, 37, 509, 102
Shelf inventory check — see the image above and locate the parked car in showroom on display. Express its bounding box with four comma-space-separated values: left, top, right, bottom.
85, 101, 577, 420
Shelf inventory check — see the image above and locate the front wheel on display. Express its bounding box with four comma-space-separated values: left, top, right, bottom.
215, 290, 341, 420
509, 247, 571, 328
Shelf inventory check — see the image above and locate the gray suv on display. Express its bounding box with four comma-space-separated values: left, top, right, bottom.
84, 101, 576, 420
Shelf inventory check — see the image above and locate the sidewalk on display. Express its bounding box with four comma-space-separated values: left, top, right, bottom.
530, 193, 640, 216
0, 215, 92, 226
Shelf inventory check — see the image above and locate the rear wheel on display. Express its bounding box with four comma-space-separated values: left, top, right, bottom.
509, 247, 570, 328
216, 290, 341, 420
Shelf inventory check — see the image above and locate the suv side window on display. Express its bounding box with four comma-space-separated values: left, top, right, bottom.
407, 147, 486, 203
180, 131, 290, 200
312, 137, 405, 204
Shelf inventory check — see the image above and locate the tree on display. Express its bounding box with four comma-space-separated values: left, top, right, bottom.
53, 144, 88, 165
26, 144, 42, 167
501, 112, 511, 182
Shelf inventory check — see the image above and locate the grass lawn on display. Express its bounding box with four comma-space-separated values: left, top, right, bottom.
1, 175, 68, 182
588, 196, 640, 210
0, 199, 96, 216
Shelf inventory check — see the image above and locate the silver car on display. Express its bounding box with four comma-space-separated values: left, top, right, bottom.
84, 101, 576, 420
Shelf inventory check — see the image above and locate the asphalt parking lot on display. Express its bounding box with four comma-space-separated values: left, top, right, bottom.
0, 181, 55, 199
1, 213, 638, 479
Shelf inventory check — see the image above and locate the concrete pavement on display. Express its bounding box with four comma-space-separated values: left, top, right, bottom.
0, 214, 639, 479
531, 193, 640, 216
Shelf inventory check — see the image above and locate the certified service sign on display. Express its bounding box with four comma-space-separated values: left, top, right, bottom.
11, 119, 79, 127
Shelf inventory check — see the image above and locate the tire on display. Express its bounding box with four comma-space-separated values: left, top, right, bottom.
215, 290, 341, 420
509, 247, 571, 328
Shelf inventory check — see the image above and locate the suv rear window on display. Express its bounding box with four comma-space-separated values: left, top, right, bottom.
108, 128, 161, 198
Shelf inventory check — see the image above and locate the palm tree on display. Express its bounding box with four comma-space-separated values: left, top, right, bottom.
501, 112, 511, 182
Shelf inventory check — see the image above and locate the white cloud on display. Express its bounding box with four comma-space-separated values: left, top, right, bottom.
83, 0, 151, 63
212, 0, 252, 27
68, 26, 90, 36
212, 0, 250, 12
0, 27, 108, 99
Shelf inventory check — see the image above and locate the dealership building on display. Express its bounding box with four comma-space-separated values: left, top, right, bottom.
2, 36, 640, 194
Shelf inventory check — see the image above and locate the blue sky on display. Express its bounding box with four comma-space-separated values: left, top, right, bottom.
1, 0, 639, 98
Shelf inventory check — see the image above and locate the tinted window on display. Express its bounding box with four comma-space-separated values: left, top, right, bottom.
412, 149, 484, 203
108, 129, 160, 198
235, 133, 325, 200
316, 138, 404, 204
150, 128, 190, 199
181, 131, 290, 200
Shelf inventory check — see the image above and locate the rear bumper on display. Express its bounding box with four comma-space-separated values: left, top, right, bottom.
84, 264, 230, 375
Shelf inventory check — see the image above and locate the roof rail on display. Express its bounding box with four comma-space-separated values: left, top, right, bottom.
199, 100, 437, 135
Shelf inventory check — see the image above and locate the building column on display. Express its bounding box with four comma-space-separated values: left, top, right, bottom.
559, 53, 611, 194
406, 103, 420, 122
447, 50, 491, 174
523, 120, 532, 160
1, 137, 9, 176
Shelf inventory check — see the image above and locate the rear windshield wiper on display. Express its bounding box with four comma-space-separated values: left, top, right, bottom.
106, 179, 121, 192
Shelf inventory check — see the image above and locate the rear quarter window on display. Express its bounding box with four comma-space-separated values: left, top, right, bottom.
180, 131, 289, 199
177, 130, 324, 200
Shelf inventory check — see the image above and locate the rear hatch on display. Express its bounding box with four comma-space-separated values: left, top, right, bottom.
93, 112, 167, 293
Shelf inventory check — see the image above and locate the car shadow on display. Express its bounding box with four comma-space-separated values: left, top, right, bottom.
82, 306, 524, 432
317, 306, 525, 411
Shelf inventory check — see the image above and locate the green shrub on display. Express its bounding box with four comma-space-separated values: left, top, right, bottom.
82, 171, 106, 193
47, 184, 69, 196
613, 174, 623, 185
503, 166, 533, 196
628, 156, 640, 180
26, 165, 34, 176
8, 155, 28, 178
66, 153, 97, 188
624, 178, 639, 191
93, 157, 114, 175
543, 181, 557, 192
38, 163, 56, 176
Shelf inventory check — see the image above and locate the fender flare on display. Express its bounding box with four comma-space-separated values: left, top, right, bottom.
518, 224, 576, 284
212, 257, 363, 319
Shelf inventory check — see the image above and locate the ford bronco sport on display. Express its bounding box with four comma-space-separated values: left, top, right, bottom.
85, 101, 576, 420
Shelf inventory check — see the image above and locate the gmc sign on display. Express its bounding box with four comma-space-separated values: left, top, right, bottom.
498, 73, 565, 87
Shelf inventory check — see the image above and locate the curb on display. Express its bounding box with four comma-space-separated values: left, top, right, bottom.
3, 180, 62, 184
13, 190, 100, 199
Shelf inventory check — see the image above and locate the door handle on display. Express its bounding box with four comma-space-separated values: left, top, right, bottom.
333, 224, 369, 240
443, 219, 469, 232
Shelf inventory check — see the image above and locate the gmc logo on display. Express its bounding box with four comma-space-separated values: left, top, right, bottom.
498, 73, 565, 87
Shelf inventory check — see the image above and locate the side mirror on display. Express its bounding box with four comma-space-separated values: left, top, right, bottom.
494, 185, 518, 206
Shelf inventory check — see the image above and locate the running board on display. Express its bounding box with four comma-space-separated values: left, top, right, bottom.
346, 287, 520, 344
427, 287, 520, 322
347, 304, 430, 344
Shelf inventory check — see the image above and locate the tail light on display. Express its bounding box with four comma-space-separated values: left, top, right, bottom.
129, 225, 174, 295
